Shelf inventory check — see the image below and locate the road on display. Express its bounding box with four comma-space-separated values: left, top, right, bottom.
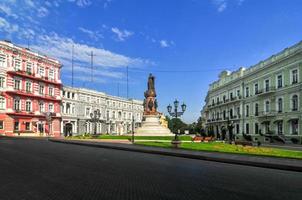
0, 137, 301, 200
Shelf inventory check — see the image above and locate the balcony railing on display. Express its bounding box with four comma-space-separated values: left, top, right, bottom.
7, 70, 61, 85
256, 87, 276, 95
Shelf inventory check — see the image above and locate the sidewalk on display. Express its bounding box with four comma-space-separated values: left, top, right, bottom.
49, 138, 302, 172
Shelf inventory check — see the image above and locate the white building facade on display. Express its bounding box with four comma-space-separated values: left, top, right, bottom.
61, 86, 143, 136
202, 41, 302, 143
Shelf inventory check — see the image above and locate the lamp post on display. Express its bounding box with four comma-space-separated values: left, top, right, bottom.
167, 99, 186, 146
90, 109, 101, 135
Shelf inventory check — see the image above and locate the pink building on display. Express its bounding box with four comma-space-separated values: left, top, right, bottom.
0, 40, 62, 137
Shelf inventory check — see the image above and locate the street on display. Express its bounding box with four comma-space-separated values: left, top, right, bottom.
0, 137, 301, 200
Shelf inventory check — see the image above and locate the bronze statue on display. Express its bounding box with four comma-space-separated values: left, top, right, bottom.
143, 73, 158, 115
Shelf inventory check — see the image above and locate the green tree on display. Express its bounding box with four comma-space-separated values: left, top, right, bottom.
167, 117, 188, 134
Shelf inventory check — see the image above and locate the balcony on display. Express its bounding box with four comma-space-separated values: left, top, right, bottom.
258, 111, 277, 118
7, 70, 62, 86
5, 90, 61, 102
256, 87, 276, 96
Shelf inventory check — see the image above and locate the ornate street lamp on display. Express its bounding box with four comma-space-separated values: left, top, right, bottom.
89, 109, 101, 135
167, 99, 186, 147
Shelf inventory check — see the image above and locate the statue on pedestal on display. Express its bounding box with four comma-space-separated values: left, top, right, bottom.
144, 73, 158, 115
135, 73, 172, 136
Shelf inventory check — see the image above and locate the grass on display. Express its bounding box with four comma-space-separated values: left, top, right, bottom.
67, 134, 193, 141
135, 141, 302, 160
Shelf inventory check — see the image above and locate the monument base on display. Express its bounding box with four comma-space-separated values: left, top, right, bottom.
135, 115, 173, 136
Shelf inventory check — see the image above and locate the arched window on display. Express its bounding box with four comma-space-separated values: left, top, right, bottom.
278, 98, 283, 112
292, 95, 298, 111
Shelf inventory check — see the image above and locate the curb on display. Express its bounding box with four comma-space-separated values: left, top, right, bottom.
49, 139, 302, 172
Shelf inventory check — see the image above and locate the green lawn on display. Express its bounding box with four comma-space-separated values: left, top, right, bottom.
67, 135, 192, 141
135, 141, 302, 160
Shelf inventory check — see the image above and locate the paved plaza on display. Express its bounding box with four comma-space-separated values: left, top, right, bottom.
1, 137, 302, 200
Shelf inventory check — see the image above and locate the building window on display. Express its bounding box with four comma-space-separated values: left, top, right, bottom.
223, 95, 226, 103
14, 79, 21, 90
237, 90, 240, 97
0, 76, 5, 88
265, 101, 270, 113
277, 75, 282, 88
246, 123, 249, 134
245, 87, 249, 97
39, 102, 45, 113
246, 105, 249, 117
277, 121, 283, 135
39, 66, 45, 77
236, 124, 239, 134
255, 103, 259, 116
14, 121, 19, 131
25, 81, 31, 92
0, 54, 6, 67
230, 92, 233, 100
112, 111, 116, 119
229, 109, 233, 118
254, 83, 258, 95
49, 87, 54, 96
278, 98, 283, 113
86, 107, 91, 117
291, 120, 298, 135
14, 98, 20, 111
0, 97, 5, 110
223, 110, 226, 120
26, 63, 32, 74
255, 123, 259, 134
265, 79, 270, 92
25, 101, 31, 112
292, 95, 298, 111
106, 110, 109, 119
49, 68, 54, 80
25, 122, 31, 131
292, 69, 298, 84
14, 59, 21, 71
49, 104, 54, 112
0, 120, 3, 129
39, 84, 44, 95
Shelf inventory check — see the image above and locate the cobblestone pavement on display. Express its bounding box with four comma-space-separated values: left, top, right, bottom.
1, 137, 302, 200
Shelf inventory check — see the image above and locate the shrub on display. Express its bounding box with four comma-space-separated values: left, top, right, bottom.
291, 137, 299, 144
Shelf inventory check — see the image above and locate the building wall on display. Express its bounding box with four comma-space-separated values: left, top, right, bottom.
0, 40, 62, 137
203, 41, 302, 142
61, 86, 144, 136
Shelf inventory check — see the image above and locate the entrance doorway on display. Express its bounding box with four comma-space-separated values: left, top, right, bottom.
64, 123, 73, 137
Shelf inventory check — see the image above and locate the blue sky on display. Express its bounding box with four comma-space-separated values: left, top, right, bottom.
0, 0, 302, 123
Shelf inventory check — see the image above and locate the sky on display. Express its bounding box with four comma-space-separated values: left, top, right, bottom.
0, 0, 302, 123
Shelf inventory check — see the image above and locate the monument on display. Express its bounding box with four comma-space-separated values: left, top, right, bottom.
135, 74, 173, 136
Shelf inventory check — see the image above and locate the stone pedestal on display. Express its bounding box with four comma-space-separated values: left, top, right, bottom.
135, 115, 173, 136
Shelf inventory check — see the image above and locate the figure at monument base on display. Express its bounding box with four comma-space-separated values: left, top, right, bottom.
135, 74, 172, 136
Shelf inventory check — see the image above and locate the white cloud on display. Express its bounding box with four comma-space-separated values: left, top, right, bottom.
159, 40, 174, 48
111, 27, 134, 41
26, 33, 151, 78
0, 3, 18, 18
212, 0, 227, 12
0, 17, 19, 34
68, 0, 92, 8
103, 0, 112, 8
37, 7, 49, 17
78, 27, 103, 41
160, 40, 169, 48
212, 0, 245, 12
